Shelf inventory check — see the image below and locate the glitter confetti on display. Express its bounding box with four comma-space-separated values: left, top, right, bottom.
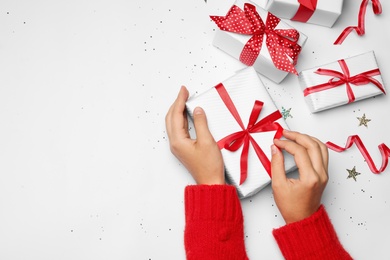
346, 166, 361, 181
281, 107, 293, 120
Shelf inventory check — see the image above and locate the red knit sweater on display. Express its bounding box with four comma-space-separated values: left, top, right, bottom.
184, 185, 353, 260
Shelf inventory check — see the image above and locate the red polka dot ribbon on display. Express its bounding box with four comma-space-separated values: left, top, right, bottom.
303, 59, 385, 103
291, 0, 318, 23
211, 4, 302, 75
334, 0, 382, 45
215, 83, 284, 185
327, 135, 390, 174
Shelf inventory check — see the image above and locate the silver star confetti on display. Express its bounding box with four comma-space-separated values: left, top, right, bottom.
346, 166, 361, 181
281, 107, 293, 120
357, 113, 371, 127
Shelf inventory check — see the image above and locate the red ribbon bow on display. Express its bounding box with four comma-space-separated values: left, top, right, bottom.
211, 3, 302, 75
303, 59, 385, 103
291, 0, 318, 22
327, 135, 390, 174
215, 83, 283, 185
334, 0, 382, 45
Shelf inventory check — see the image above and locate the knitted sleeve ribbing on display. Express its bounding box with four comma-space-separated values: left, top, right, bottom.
184, 185, 249, 260
272, 205, 353, 260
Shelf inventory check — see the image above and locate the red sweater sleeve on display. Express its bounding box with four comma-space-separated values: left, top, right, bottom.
184, 185, 248, 260
273, 205, 353, 260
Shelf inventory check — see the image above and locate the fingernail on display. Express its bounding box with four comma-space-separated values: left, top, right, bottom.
271, 144, 278, 155
194, 107, 203, 115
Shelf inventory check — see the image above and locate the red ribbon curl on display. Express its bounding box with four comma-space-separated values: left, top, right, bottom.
326, 135, 390, 174
303, 59, 385, 103
211, 3, 302, 75
215, 83, 283, 185
334, 0, 382, 45
291, 0, 318, 23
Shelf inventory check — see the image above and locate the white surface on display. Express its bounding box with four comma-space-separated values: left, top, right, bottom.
0, 0, 389, 259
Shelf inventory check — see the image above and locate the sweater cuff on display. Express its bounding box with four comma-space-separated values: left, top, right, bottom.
273, 205, 352, 260
185, 185, 243, 223
184, 185, 248, 260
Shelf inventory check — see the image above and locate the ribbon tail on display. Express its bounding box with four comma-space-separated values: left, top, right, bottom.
326, 135, 390, 174
250, 136, 272, 178
372, 0, 382, 14
239, 138, 250, 185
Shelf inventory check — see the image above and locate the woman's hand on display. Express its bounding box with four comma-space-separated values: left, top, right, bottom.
165, 86, 225, 185
271, 130, 329, 224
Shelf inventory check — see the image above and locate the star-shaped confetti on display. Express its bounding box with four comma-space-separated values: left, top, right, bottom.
357, 113, 371, 127
346, 166, 361, 181
281, 107, 293, 120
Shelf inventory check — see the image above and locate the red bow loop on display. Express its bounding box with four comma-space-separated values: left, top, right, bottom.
215, 83, 284, 185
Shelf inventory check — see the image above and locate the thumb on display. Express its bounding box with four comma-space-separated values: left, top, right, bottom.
193, 107, 214, 142
271, 143, 287, 183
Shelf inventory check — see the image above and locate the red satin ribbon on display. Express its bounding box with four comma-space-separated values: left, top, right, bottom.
303, 59, 385, 103
291, 0, 318, 22
215, 83, 283, 185
211, 3, 302, 75
326, 135, 390, 174
334, 0, 382, 45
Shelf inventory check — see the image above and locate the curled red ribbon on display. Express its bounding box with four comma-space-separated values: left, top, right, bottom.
303, 59, 385, 103
334, 0, 382, 45
291, 0, 318, 23
215, 83, 283, 185
211, 3, 302, 75
326, 135, 390, 174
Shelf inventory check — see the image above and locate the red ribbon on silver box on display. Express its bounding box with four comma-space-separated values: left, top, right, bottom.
215, 83, 283, 185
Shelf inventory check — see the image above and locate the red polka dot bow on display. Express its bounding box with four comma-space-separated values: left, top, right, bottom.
211, 3, 302, 75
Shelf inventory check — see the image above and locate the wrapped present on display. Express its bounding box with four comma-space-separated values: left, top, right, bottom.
299, 51, 386, 113
262, 0, 343, 27
186, 67, 296, 198
210, 0, 307, 84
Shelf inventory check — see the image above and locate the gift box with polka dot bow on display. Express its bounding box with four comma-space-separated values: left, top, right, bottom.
186, 67, 296, 198
299, 51, 386, 113
210, 0, 307, 83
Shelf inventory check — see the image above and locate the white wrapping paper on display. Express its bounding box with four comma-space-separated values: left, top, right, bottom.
211, 0, 307, 84
299, 51, 386, 113
261, 0, 343, 27
186, 67, 296, 198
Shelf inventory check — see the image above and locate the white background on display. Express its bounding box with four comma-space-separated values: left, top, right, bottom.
0, 0, 389, 259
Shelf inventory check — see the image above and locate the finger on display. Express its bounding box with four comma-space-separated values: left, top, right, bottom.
274, 138, 315, 181
311, 136, 329, 174
282, 130, 325, 176
167, 86, 190, 140
271, 143, 287, 185
192, 107, 215, 143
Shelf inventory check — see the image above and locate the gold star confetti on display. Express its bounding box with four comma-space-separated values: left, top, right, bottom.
346, 166, 361, 181
281, 107, 293, 120
357, 113, 371, 127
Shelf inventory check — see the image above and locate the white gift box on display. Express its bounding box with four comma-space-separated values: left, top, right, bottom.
211, 0, 307, 84
186, 67, 296, 198
299, 51, 386, 113
262, 0, 343, 27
